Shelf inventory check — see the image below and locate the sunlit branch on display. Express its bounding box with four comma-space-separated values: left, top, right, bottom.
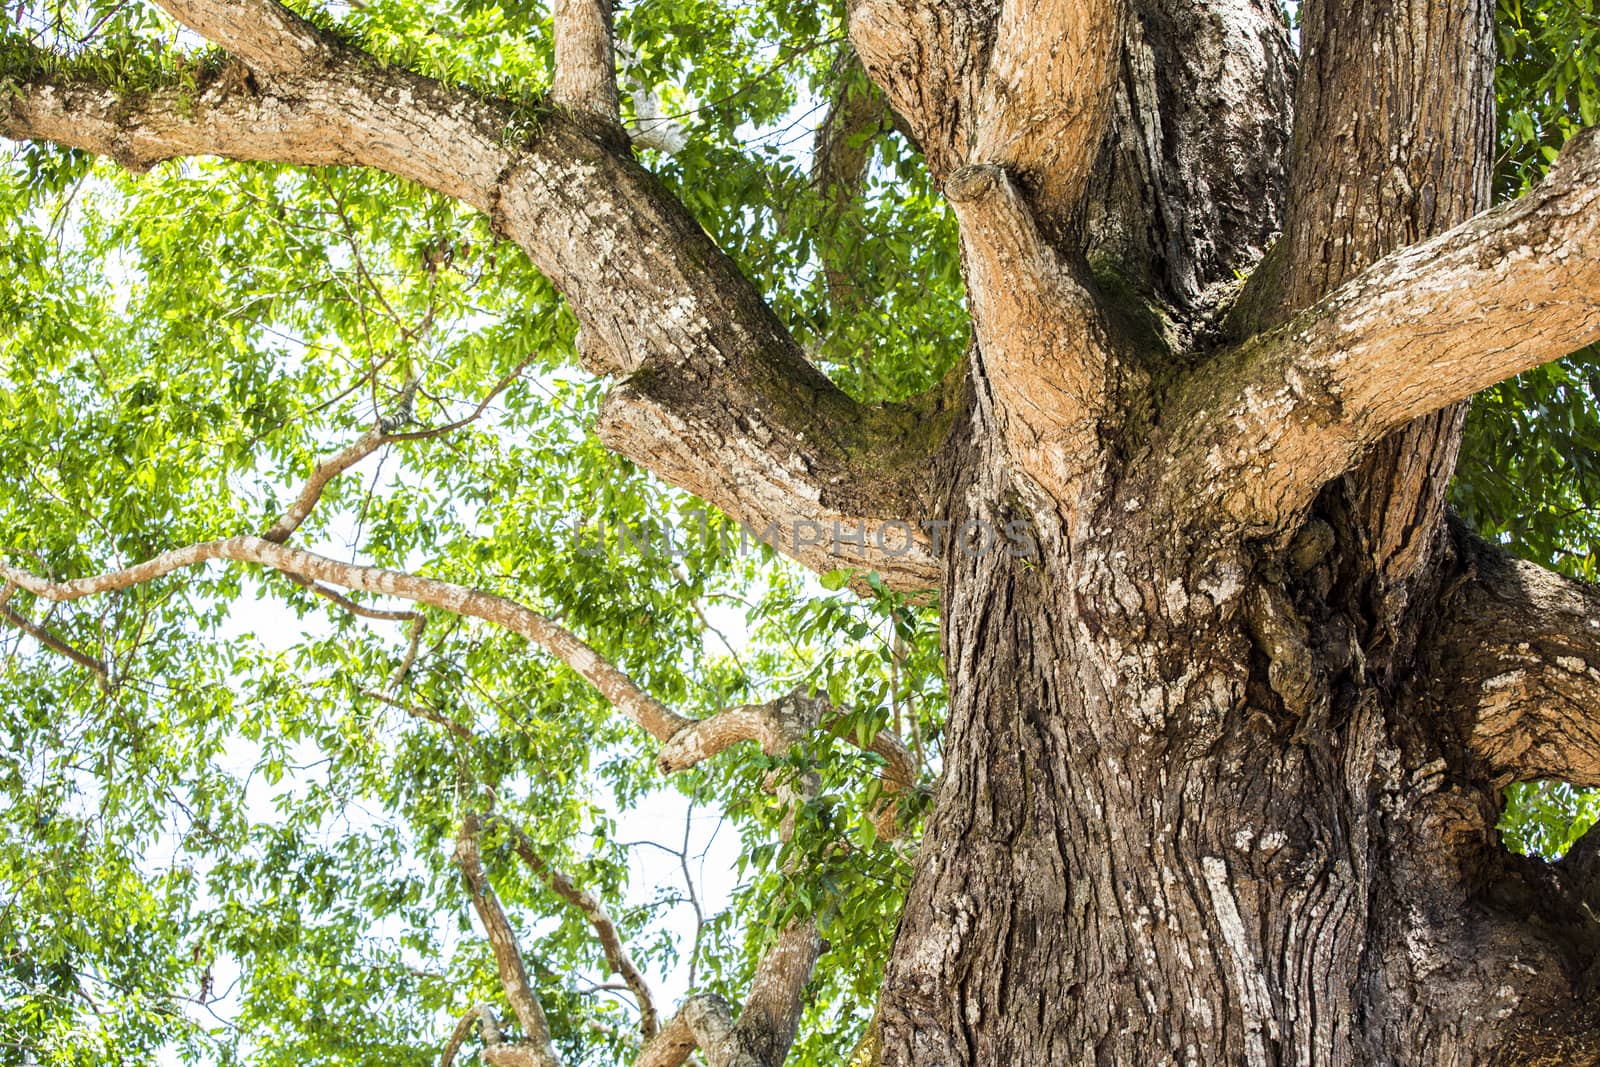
150, 0, 330, 76
490, 815, 660, 1039
1166, 126, 1600, 533
0, 536, 693, 741
453, 813, 563, 1067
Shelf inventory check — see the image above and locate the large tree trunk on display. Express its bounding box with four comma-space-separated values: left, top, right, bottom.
7, 0, 1600, 1063
871, 2, 1600, 1063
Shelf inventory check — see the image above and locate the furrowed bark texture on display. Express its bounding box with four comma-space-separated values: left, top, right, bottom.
1084, 0, 1295, 309
1280, 0, 1497, 628
869, 0, 1600, 1063
7, 0, 1600, 1063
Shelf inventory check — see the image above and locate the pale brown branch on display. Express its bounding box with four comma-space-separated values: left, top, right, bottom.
849, 0, 1125, 218
1165, 126, 1600, 535
632, 924, 820, 1067
454, 814, 563, 1067
262, 426, 389, 543
440, 1003, 492, 1067
1422, 522, 1600, 790
552, 0, 619, 126
0, 48, 509, 209
635, 995, 739, 1067
265, 363, 525, 545
2, 36, 943, 589
151, 0, 330, 75
491, 816, 660, 1039
657, 688, 919, 839
972, 0, 1127, 216
944, 163, 1116, 504
0, 536, 694, 742
730, 922, 821, 1067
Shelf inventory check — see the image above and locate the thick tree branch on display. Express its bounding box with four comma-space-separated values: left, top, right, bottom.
491, 816, 660, 1039
1, 24, 942, 589
454, 814, 563, 1067
1164, 127, 1600, 534
552, 0, 619, 126
633, 925, 821, 1067
1422, 522, 1600, 789
972, 0, 1125, 218
151, 0, 330, 75
945, 164, 1115, 504
729, 923, 821, 1067
636, 995, 739, 1067
848, 0, 1125, 220
1084, 0, 1294, 307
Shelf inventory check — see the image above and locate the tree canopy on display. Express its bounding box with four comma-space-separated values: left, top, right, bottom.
0, 0, 1597, 1063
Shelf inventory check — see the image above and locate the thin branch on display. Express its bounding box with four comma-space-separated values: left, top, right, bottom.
1165, 125, 1600, 534
0, 606, 111, 691
656, 687, 918, 837
490, 815, 660, 1039
453, 814, 562, 1067
361, 688, 476, 743
262, 425, 391, 542
0, 535, 694, 742
390, 614, 428, 689
440, 1003, 492, 1067
282, 572, 419, 623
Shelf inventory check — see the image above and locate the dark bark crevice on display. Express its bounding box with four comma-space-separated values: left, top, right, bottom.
1083, 0, 1295, 316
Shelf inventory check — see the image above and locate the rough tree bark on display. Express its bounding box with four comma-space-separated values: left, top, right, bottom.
5, 0, 1600, 1063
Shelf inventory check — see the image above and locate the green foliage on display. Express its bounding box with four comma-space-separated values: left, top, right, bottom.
0, 1, 962, 1062
1455, 0, 1600, 858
